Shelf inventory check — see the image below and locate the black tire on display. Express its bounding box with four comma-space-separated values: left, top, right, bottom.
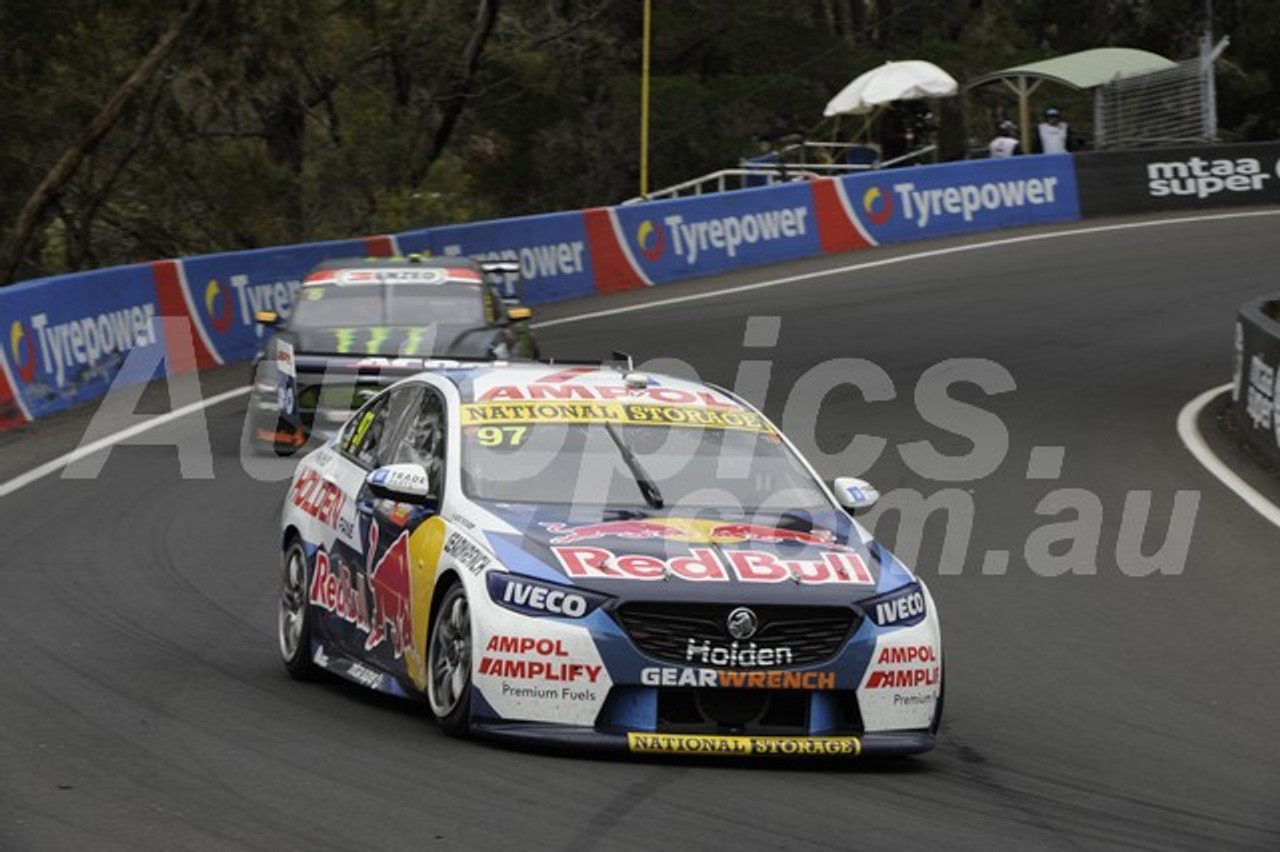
426, 582, 473, 737
931, 659, 945, 735
278, 538, 319, 680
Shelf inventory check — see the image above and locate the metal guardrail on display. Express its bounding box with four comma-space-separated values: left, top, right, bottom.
625, 142, 939, 204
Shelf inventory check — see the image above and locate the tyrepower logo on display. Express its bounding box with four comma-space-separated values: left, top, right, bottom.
648, 207, 810, 266
442, 241, 588, 290
21, 305, 158, 388
862, 186, 893, 225
882, 177, 1061, 228
1147, 156, 1273, 199
204, 279, 234, 332
635, 220, 665, 261
9, 320, 37, 384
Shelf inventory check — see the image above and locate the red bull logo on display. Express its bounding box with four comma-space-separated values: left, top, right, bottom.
367, 530, 413, 657
8, 320, 37, 384
863, 186, 893, 226
204, 279, 233, 332
636, 220, 665, 261
307, 529, 414, 658
540, 518, 841, 549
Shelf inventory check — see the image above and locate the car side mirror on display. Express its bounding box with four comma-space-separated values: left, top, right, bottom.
833, 476, 879, 511
366, 463, 431, 504
506, 306, 533, 321
254, 310, 281, 327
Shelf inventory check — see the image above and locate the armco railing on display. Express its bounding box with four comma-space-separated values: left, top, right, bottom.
4, 140, 1279, 430
626, 142, 939, 204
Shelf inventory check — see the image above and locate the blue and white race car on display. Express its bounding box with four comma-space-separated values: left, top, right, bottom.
277, 361, 942, 758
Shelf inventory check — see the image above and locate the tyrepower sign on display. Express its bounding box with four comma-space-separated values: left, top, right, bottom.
841, 156, 1080, 243
609, 183, 822, 282
1076, 142, 1280, 216
0, 264, 166, 420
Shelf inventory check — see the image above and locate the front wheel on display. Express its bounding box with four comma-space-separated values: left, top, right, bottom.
278, 539, 318, 680
426, 583, 473, 736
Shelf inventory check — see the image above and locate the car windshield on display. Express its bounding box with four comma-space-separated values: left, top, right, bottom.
460, 409, 831, 513
290, 283, 486, 328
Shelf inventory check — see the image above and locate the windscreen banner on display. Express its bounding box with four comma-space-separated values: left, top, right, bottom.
396, 211, 595, 305
835, 155, 1081, 245
1075, 142, 1280, 216
1233, 293, 1280, 468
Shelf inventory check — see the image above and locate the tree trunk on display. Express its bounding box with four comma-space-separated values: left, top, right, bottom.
0, 0, 213, 284
413, 0, 500, 187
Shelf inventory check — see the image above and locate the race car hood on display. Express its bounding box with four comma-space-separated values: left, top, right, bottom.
476, 503, 915, 605
287, 324, 500, 360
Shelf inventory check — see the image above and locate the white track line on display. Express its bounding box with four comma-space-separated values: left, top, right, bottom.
534, 208, 1280, 328
1177, 383, 1280, 529
0, 386, 250, 499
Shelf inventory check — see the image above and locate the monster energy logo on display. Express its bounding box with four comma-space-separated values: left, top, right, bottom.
330, 327, 434, 355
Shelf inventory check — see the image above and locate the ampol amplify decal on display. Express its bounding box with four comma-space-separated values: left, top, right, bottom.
609, 183, 822, 283
842, 157, 1080, 243
396, 211, 596, 305
0, 265, 167, 419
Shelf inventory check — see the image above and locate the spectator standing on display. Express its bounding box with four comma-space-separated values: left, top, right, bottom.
989, 120, 1020, 158
1037, 107, 1069, 153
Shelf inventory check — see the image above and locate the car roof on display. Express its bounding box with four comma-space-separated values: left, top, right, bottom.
428, 362, 749, 410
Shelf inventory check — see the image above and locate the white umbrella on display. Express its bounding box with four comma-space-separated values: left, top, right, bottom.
823, 60, 958, 117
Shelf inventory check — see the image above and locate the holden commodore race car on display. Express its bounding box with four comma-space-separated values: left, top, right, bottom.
277, 361, 943, 758
249, 255, 539, 453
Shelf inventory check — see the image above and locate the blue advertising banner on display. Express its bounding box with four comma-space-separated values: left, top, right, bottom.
396, 211, 595, 305
177, 237, 382, 363
840, 155, 1081, 245
608, 183, 822, 284
0, 264, 165, 420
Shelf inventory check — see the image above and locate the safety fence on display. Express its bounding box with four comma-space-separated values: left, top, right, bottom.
2, 140, 1278, 430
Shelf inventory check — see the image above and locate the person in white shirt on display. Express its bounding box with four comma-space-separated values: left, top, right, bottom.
1038, 107, 1069, 153
989, 120, 1020, 158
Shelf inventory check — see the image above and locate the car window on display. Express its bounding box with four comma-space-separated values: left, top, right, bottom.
339, 385, 422, 469
393, 387, 447, 500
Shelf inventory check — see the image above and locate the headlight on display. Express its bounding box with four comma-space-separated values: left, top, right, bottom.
486, 573, 608, 619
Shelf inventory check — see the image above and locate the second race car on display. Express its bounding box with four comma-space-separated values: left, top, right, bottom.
248, 255, 538, 452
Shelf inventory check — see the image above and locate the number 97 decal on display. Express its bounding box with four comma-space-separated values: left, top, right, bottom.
473, 425, 528, 447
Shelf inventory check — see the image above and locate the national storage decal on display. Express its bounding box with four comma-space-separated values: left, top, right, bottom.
610, 183, 822, 281
0, 265, 167, 419
841, 156, 1081, 243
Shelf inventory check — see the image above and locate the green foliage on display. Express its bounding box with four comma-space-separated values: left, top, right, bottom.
1, 0, 1277, 283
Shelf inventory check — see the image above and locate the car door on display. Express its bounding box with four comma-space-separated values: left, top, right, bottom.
318, 383, 421, 669
346, 383, 452, 687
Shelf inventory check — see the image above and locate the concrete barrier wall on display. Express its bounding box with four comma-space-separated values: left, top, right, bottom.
1233, 294, 1280, 468
0, 144, 1272, 430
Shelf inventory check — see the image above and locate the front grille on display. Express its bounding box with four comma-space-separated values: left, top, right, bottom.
614, 603, 857, 668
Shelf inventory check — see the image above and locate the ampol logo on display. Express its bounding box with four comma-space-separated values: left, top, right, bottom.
8, 320, 37, 384
636, 220, 666, 261
204, 279, 233, 332
862, 186, 894, 225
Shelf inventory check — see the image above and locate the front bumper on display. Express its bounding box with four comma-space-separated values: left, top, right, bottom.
472, 720, 934, 758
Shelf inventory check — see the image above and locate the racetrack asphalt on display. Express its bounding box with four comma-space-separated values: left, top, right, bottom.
1, 212, 1277, 851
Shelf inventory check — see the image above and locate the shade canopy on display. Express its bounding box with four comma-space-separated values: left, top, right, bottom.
966, 47, 1177, 92
823, 60, 958, 117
